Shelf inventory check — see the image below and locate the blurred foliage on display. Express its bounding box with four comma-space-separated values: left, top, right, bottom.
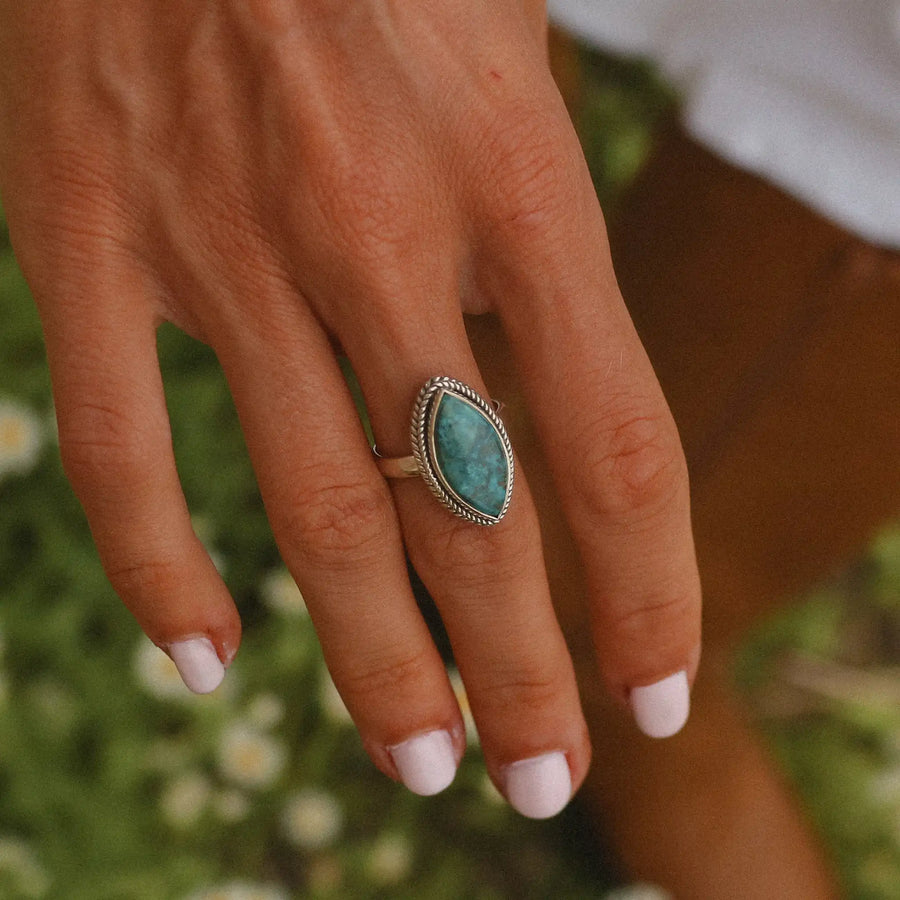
571, 49, 677, 210
737, 526, 900, 900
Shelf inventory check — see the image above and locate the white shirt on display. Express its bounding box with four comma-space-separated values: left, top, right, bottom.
549, 0, 900, 248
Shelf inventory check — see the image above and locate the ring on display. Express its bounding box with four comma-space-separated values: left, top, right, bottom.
374, 376, 514, 526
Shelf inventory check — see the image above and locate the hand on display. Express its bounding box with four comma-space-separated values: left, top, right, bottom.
0, 1, 701, 818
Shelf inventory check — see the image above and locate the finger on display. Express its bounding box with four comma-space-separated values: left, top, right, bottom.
36, 266, 241, 693
474, 91, 701, 738
340, 296, 591, 819
212, 289, 465, 798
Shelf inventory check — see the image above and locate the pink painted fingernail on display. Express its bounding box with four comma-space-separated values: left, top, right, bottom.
631, 671, 690, 738
169, 638, 225, 694
389, 730, 458, 796
503, 751, 572, 819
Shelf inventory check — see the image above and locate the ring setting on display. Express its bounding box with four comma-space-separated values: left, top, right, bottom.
375, 376, 514, 526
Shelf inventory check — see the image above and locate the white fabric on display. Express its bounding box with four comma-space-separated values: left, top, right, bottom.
548, 0, 900, 248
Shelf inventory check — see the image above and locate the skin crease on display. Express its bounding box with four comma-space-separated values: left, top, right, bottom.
0, 1, 700, 811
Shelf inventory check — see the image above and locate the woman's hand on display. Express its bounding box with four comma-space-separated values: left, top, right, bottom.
0, 0, 700, 818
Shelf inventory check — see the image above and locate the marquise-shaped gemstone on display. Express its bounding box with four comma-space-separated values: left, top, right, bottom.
431, 391, 510, 519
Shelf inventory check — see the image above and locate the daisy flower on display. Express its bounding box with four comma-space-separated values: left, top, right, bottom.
281, 788, 343, 850
217, 723, 287, 790
367, 833, 413, 886
0, 399, 43, 480
185, 882, 289, 900
245, 693, 285, 730
159, 772, 212, 828
260, 569, 308, 617
133, 639, 193, 700
0, 836, 51, 898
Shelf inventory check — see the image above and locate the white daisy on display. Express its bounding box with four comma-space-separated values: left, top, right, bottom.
133, 639, 192, 700
239, 888, 290, 900
281, 788, 343, 850
0, 400, 43, 480
0, 836, 51, 898
217, 723, 287, 790
246, 693, 285, 730
367, 833, 413, 886
185, 882, 289, 900
870, 764, 900, 806
260, 569, 308, 617
133, 641, 237, 704
159, 772, 211, 828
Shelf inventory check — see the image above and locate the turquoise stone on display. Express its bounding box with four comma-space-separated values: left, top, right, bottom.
432, 391, 509, 518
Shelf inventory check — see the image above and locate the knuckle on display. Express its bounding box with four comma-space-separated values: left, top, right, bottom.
478, 108, 580, 235
483, 659, 571, 718
286, 477, 395, 565
105, 554, 185, 604
338, 646, 433, 706
184, 180, 261, 260
604, 590, 698, 657
310, 153, 426, 270
417, 516, 529, 587
59, 401, 160, 492
27, 147, 138, 251
8, 154, 142, 295
579, 407, 687, 521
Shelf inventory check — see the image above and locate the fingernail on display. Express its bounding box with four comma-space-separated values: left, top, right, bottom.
631, 670, 690, 738
389, 729, 458, 796
169, 638, 226, 694
503, 751, 571, 819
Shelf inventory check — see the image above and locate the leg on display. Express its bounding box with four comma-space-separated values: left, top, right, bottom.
469, 116, 899, 895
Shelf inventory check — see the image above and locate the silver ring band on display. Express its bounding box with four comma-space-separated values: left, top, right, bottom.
374, 376, 514, 526
373, 451, 419, 479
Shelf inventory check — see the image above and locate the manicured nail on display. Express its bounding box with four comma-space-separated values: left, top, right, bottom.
389, 729, 458, 796
503, 751, 571, 819
631, 671, 690, 738
169, 638, 226, 694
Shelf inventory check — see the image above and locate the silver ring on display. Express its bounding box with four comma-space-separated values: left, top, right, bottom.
374, 376, 514, 526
